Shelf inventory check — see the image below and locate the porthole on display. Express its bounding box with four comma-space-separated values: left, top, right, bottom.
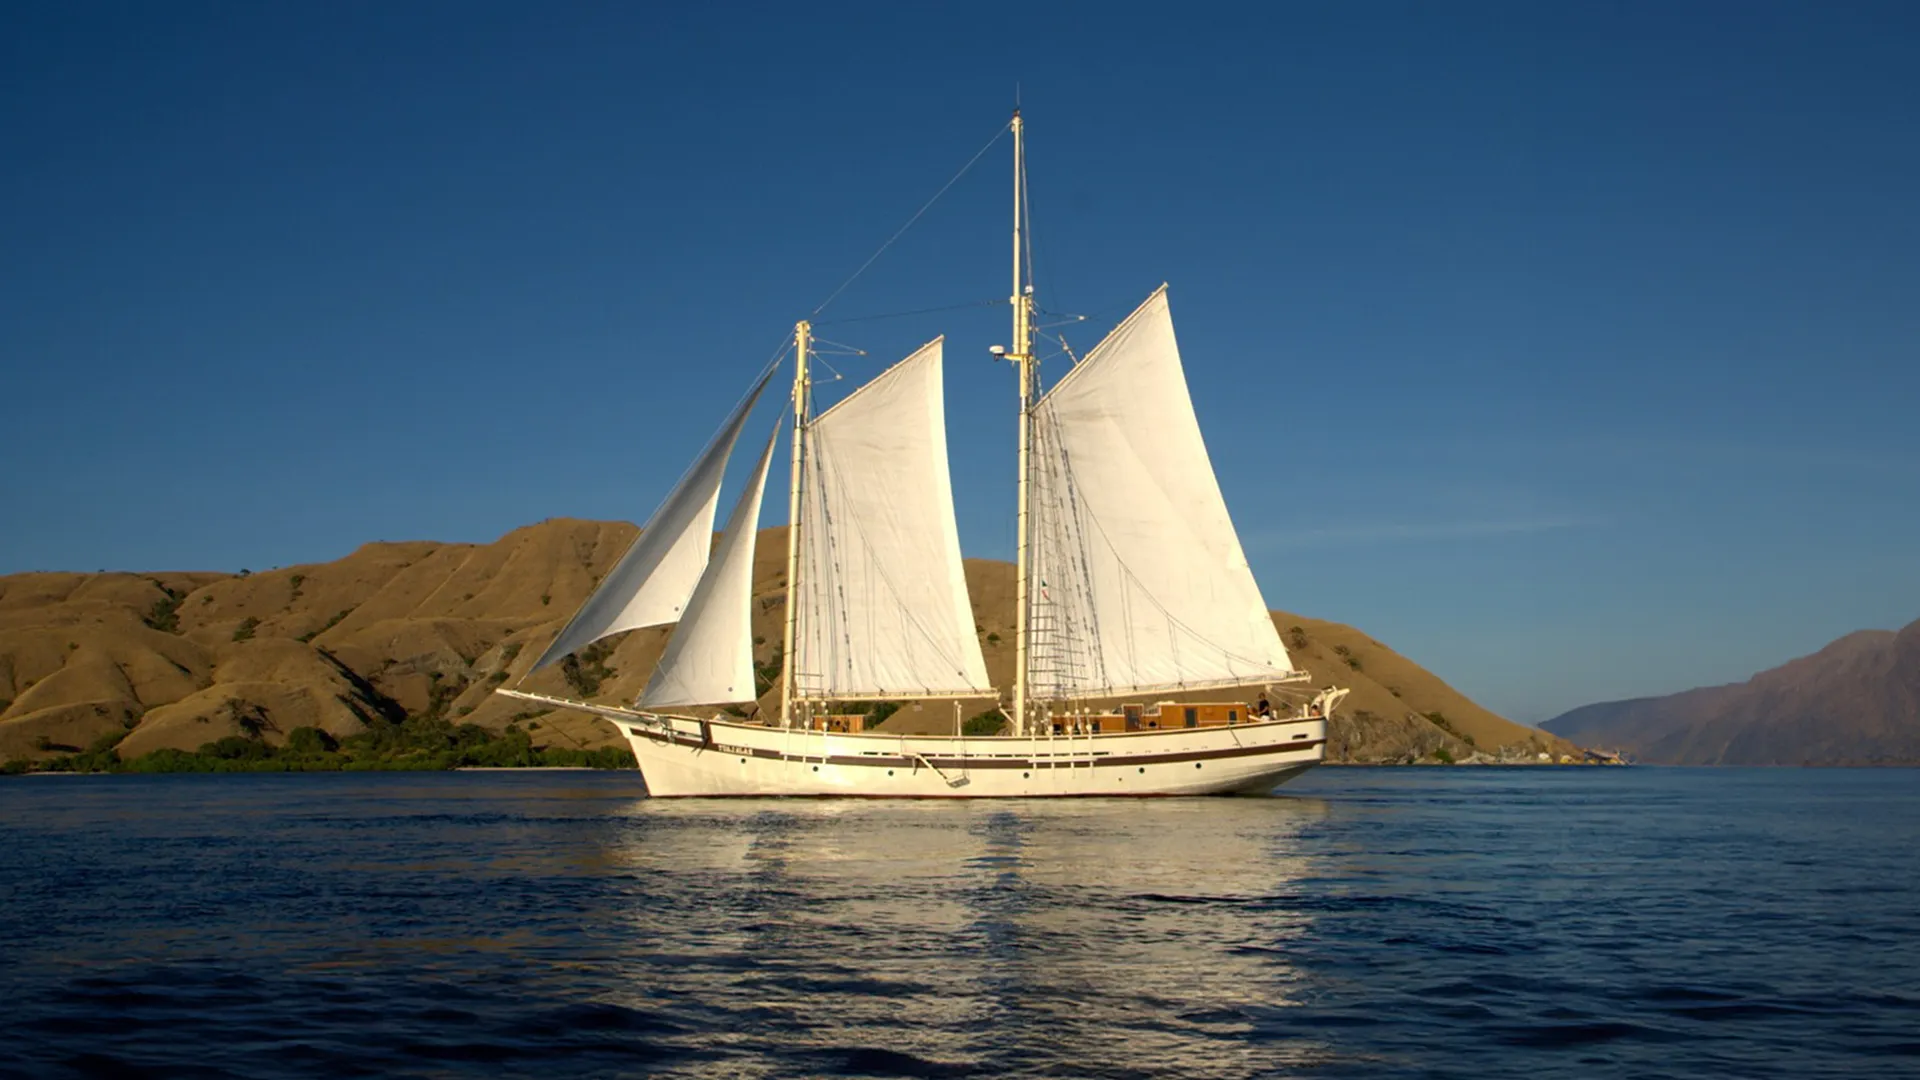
888, 770, 894, 776
1138, 767, 1145, 774
812, 765, 820, 772
1023, 772, 1030, 779
1194, 763, 1202, 769
739, 757, 746, 764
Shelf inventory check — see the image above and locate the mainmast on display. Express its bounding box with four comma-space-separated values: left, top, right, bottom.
779, 320, 811, 729
1009, 110, 1035, 737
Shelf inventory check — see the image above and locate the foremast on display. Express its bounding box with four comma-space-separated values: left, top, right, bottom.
779, 320, 811, 728
1009, 109, 1037, 738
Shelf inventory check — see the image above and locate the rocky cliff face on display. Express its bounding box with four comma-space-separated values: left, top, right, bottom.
1543, 621, 1920, 764
0, 520, 1571, 765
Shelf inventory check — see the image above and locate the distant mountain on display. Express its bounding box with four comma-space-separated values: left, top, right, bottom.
1543, 621, 1920, 764
0, 520, 1577, 767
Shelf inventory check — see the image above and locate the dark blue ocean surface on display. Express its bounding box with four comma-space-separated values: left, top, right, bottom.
1, 768, 1915, 1079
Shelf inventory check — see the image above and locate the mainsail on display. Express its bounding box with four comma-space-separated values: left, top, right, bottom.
794, 339, 993, 699
1026, 287, 1297, 699
639, 423, 779, 708
531, 369, 774, 670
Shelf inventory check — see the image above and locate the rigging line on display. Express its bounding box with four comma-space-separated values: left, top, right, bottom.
1079, 498, 1292, 675
805, 412, 982, 692
807, 336, 868, 356
810, 121, 1011, 319
1034, 316, 1089, 331
1038, 401, 1290, 681
822, 441, 979, 691
1049, 410, 1107, 690
747, 334, 796, 387
1037, 332, 1079, 366
1021, 136, 1035, 296
814, 297, 1003, 327
1037, 296, 1140, 340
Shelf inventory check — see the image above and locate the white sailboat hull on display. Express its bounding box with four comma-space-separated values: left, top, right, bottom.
617, 713, 1325, 798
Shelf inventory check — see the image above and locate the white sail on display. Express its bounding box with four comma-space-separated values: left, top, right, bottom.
1027, 287, 1297, 698
795, 339, 992, 699
531, 369, 774, 671
639, 424, 778, 708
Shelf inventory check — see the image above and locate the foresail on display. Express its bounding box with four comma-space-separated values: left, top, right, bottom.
639, 423, 778, 708
531, 369, 774, 671
795, 339, 993, 699
1027, 287, 1296, 699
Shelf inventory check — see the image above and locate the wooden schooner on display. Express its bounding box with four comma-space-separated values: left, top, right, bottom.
497, 111, 1346, 796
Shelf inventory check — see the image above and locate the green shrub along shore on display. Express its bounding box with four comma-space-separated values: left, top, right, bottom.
2, 718, 635, 775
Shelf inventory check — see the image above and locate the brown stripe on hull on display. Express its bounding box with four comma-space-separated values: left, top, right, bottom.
641, 788, 1312, 800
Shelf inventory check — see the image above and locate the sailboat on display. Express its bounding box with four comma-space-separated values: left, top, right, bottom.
496, 112, 1347, 796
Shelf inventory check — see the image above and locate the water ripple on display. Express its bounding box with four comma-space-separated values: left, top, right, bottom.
1, 768, 1915, 1078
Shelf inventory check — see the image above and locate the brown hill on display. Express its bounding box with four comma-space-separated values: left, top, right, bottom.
0, 521, 1574, 765
1543, 620, 1920, 764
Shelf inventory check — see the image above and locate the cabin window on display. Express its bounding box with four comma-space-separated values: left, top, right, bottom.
1228, 709, 1238, 725
1091, 720, 1103, 733
1184, 708, 1198, 728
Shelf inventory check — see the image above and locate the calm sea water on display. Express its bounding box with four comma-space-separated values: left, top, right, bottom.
1, 768, 1915, 1079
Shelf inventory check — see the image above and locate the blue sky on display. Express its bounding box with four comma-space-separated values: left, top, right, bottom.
4, 2, 1916, 722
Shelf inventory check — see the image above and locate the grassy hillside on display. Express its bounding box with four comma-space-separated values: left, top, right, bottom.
0, 521, 1577, 768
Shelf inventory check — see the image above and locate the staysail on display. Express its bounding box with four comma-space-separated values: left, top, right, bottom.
794, 339, 993, 699
639, 423, 779, 708
1026, 287, 1297, 699
531, 369, 774, 670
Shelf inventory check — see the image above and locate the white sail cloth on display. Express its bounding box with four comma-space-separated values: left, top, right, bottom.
1027, 287, 1296, 698
531, 369, 774, 671
795, 339, 992, 699
640, 424, 778, 708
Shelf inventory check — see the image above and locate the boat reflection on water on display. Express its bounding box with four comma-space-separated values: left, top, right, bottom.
600, 795, 1333, 1077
